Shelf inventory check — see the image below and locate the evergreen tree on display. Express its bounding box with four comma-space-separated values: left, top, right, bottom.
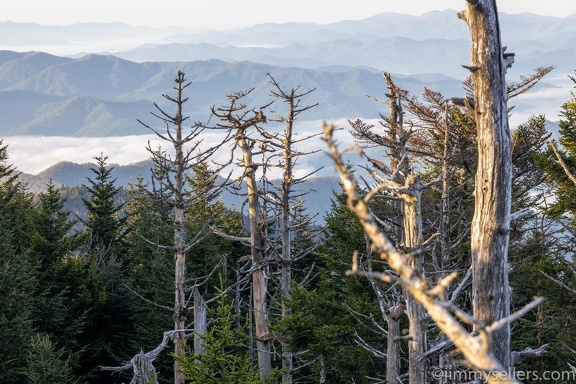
0, 213, 38, 384
78, 154, 136, 382
509, 216, 576, 375
81, 153, 127, 265
0, 141, 38, 384
31, 180, 85, 372
25, 333, 76, 384
537, 73, 576, 221
123, 175, 174, 384
32, 180, 78, 268
277, 192, 389, 383
176, 288, 264, 384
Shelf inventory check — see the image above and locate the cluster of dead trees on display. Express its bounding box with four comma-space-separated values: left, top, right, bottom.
102, 1, 570, 384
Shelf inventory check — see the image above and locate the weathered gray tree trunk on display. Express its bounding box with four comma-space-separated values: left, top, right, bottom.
460, 0, 514, 370
319, 354, 326, 384
382, 73, 428, 384
266, 76, 319, 383
236, 115, 272, 379
386, 303, 405, 384
242, 137, 271, 378
211, 91, 272, 379
440, 104, 452, 273
172, 74, 187, 384
401, 174, 427, 384
280, 121, 294, 384
193, 290, 207, 356
324, 122, 536, 384
140, 71, 220, 384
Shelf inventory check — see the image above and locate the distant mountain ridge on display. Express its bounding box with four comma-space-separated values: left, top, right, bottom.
0, 51, 469, 136
20, 159, 340, 220
0, 11, 572, 136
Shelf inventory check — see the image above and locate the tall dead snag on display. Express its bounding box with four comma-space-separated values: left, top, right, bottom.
351, 72, 428, 384
211, 89, 272, 379
459, 0, 514, 369
324, 123, 543, 384
138, 71, 220, 384
264, 75, 321, 384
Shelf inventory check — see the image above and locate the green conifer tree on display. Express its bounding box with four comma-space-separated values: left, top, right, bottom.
176, 287, 264, 384
0, 141, 38, 384
81, 153, 127, 264
25, 333, 76, 384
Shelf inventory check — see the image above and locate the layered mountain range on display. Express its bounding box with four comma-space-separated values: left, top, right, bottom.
2, 10, 573, 217
0, 10, 573, 137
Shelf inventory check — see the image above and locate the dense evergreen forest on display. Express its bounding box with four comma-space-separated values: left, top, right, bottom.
3, 6, 576, 384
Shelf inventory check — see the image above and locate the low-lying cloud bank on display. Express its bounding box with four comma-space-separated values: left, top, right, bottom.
3, 120, 354, 177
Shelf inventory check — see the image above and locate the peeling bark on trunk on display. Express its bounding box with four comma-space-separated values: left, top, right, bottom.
386, 304, 405, 384
402, 174, 428, 384
193, 290, 207, 356
211, 92, 272, 380
172, 75, 187, 384
280, 121, 294, 384
237, 126, 272, 380
460, 0, 513, 370
440, 105, 452, 273
382, 73, 428, 384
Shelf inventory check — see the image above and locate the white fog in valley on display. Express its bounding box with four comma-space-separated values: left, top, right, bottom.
4, 119, 354, 177
1, 1, 575, 176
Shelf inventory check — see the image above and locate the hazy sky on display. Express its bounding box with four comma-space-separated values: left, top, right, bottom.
3, 0, 575, 29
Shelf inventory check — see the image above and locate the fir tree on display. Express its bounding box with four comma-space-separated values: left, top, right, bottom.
537, 73, 576, 221
176, 287, 264, 384
81, 153, 127, 265
0, 141, 38, 384
25, 333, 76, 384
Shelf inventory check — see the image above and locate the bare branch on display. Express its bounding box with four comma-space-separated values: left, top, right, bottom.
124, 284, 173, 311
511, 344, 548, 366
486, 297, 544, 333
212, 227, 251, 244
539, 269, 576, 295
510, 208, 537, 222
323, 122, 521, 383
550, 141, 576, 186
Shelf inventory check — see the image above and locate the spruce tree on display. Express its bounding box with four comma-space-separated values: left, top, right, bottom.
25, 333, 75, 384
81, 153, 127, 265
0, 141, 38, 384
537, 74, 576, 220
79, 154, 135, 382
176, 288, 264, 384
123, 175, 174, 383
31, 180, 85, 370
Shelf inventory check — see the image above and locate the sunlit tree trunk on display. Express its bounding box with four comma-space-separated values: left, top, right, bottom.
460, 0, 514, 370
402, 174, 427, 384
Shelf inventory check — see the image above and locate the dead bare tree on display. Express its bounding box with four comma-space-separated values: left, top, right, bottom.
262, 74, 323, 384
101, 330, 187, 384
137, 71, 223, 384
458, 0, 515, 369
323, 122, 542, 384
351, 72, 432, 384
210, 88, 273, 379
